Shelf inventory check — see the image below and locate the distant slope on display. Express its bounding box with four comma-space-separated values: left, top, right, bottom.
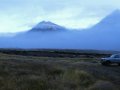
91, 10, 120, 31
83, 10, 120, 50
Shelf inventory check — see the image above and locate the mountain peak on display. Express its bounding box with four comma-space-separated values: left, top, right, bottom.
91, 9, 120, 31
111, 9, 120, 14
107, 9, 120, 18
101, 9, 120, 22
38, 21, 56, 25
30, 21, 66, 32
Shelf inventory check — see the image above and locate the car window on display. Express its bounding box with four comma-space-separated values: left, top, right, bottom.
110, 54, 120, 58
110, 55, 116, 58
114, 55, 120, 58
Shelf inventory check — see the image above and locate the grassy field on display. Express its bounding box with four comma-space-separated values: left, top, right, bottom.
0, 49, 119, 90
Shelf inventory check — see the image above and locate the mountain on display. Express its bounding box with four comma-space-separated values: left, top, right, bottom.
0, 10, 120, 51
83, 10, 120, 50
90, 10, 120, 33
29, 21, 67, 32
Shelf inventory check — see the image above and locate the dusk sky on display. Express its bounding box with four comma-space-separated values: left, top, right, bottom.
0, 0, 120, 33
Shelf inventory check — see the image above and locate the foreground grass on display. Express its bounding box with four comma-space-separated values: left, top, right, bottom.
0, 53, 119, 90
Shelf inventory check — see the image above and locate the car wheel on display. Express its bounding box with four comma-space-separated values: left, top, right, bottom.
118, 63, 120, 66
101, 61, 111, 66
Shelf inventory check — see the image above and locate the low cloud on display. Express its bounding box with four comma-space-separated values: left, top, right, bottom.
0, 0, 119, 32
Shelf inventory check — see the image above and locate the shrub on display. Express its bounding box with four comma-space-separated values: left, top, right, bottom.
88, 80, 118, 90
62, 69, 94, 89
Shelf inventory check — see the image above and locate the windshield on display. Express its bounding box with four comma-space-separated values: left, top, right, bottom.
110, 54, 120, 58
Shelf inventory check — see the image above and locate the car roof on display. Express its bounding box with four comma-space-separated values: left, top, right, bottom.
114, 53, 120, 55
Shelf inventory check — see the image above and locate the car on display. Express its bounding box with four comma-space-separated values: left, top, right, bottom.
101, 54, 120, 66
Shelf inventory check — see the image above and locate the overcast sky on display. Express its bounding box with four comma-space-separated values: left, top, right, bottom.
0, 0, 119, 33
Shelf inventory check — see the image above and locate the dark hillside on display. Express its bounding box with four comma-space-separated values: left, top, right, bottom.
0, 49, 115, 58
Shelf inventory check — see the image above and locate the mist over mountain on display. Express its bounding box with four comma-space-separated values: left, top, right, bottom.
0, 10, 120, 51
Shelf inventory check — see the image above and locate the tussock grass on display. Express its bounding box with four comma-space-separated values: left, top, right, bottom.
0, 52, 119, 90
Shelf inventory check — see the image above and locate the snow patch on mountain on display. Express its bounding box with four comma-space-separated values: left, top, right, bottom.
30, 21, 66, 32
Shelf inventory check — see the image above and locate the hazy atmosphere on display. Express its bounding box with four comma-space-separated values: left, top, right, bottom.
0, 1, 120, 90
0, 0, 120, 33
